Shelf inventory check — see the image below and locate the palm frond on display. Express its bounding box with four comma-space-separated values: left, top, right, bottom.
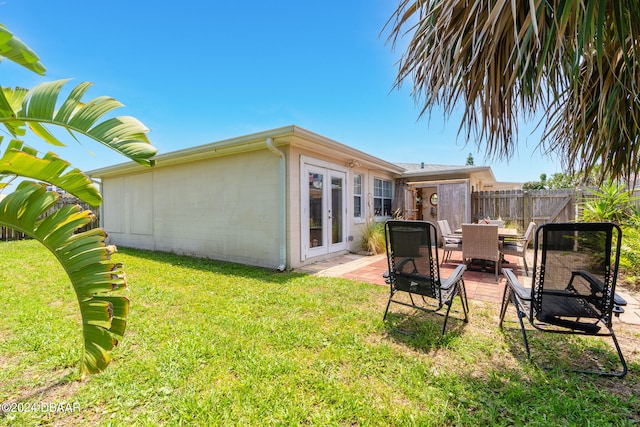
545, 20, 640, 182
385, 0, 640, 180
385, 0, 551, 159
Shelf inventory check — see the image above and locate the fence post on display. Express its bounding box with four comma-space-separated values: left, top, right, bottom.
523, 191, 530, 228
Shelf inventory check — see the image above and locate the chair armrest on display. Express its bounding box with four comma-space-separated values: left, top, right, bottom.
382, 270, 391, 284
502, 238, 524, 246
440, 263, 466, 290
502, 235, 525, 241
571, 270, 627, 306
615, 294, 628, 306
503, 268, 531, 301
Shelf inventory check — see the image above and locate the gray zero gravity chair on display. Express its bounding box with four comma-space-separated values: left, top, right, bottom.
499, 222, 628, 377
383, 220, 469, 337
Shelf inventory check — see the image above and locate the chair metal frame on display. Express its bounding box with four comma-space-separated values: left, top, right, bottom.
384, 220, 469, 337
499, 222, 627, 377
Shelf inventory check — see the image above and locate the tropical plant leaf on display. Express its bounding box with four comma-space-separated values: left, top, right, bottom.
0, 79, 157, 166
0, 138, 102, 205
0, 181, 129, 375
0, 87, 29, 136
29, 121, 67, 146
385, 0, 640, 181
0, 23, 156, 378
0, 23, 46, 75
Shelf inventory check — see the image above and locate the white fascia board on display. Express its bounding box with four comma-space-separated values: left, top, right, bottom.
402, 166, 496, 183
88, 125, 297, 178
88, 125, 405, 178
289, 126, 405, 174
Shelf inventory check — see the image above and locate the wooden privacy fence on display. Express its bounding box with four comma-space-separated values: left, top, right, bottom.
0, 196, 99, 241
471, 189, 577, 232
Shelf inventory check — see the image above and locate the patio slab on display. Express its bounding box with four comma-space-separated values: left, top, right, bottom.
298, 250, 512, 304
298, 250, 640, 326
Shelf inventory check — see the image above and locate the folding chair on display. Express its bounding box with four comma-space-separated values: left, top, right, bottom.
502, 221, 536, 276
384, 220, 469, 336
437, 220, 462, 264
499, 222, 627, 377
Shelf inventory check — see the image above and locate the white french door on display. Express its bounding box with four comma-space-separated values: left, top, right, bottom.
302, 159, 348, 259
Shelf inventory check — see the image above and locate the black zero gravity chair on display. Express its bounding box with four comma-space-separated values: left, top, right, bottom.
499, 222, 628, 377
383, 220, 469, 337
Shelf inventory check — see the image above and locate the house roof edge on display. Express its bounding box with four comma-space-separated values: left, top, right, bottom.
88, 125, 404, 177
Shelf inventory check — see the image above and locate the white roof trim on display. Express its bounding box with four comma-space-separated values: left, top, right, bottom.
88, 125, 404, 178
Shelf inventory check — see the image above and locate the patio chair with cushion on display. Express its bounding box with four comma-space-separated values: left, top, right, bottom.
437, 219, 462, 264
499, 222, 627, 377
501, 221, 536, 276
461, 223, 502, 281
384, 220, 469, 337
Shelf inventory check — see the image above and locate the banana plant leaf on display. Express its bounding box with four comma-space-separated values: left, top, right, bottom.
0, 137, 102, 206
0, 181, 129, 375
0, 23, 45, 75
0, 79, 157, 167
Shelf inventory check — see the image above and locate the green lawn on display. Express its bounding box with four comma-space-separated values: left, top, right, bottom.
1, 239, 639, 426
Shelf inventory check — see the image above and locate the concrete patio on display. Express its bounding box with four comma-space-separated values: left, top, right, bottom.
298, 249, 640, 326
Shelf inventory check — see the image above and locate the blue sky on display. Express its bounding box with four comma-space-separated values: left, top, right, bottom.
2, 0, 561, 183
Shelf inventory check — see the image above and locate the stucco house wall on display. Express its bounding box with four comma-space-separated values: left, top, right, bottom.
102, 149, 284, 268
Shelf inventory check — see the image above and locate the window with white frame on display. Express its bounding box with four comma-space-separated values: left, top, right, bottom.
353, 174, 363, 220
373, 178, 393, 217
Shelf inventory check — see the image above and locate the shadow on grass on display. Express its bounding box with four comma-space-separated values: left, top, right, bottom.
116, 246, 307, 285
497, 323, 640, 424
445, 365, 640, 425
383, 309, 468, 352
498, 317, 638, 381
0, 370, 80, 419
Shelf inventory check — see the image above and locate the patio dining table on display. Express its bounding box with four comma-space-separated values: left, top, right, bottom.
455, 226, 518, 239
456, 225, 519, 273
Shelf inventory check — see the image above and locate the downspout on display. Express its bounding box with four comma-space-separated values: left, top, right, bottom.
266, 137, 287, 271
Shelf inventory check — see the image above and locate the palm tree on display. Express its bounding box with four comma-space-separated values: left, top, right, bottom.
0, 24, 157, 375
385, 1, 640, 182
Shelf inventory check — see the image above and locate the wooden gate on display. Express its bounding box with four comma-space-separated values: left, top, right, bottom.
437, 181, 470, 232
471, 189, 576, 231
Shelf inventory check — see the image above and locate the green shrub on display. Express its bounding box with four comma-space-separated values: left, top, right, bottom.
620, 225, 640, 291
580, 180, 638, 223
578, 181, 640, 290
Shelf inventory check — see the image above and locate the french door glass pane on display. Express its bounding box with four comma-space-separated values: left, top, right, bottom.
331, 176, 343, 244
309, 172, 323, 248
